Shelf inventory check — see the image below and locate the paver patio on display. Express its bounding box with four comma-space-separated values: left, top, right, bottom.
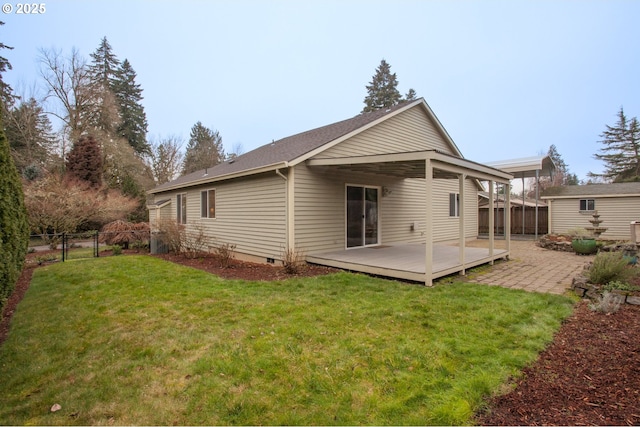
465, 239, 593, 294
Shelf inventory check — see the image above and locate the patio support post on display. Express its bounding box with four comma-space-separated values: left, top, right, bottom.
488, 180, 495, 263
535, 169, 539, 239
522, 175, 525, 236
458, 173, 466, 275
424, 159, 433, 286
505, 182, 511, 255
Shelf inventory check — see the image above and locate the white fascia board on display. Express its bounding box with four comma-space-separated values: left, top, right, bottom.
147, 162, 289, 194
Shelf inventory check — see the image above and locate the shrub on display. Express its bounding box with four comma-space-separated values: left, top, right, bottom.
155, 219, 185, 254
603, 280, 640, 293
0, 114, 30, 314
112, 245, 123, 256
282, 247, 306, 275
214, 242, 236, 268
589, 291, 623, 314
182, 221, 211, 259
100, 220, 150, 250
588, 251, 636, 285
567, 227, 592, 239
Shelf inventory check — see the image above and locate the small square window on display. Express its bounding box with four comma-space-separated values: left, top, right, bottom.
579, 199, 595, 211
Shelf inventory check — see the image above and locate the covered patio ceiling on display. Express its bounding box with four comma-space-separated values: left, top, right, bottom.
305, 150, 514, 285
307, 150, 513, 183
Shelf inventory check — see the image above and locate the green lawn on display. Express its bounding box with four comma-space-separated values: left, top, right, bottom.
0, 256, 574, 425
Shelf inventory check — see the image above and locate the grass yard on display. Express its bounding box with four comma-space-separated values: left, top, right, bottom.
0, 256, 574, 425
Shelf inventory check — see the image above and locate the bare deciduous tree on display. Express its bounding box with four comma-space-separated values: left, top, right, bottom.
147, 135, 184, 185
38, 47, 94, 143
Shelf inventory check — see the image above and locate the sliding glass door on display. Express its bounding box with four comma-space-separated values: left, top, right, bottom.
346, 185, 379, 248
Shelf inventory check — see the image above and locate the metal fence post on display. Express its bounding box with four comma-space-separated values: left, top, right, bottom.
61, 233, 66, 262
95, 230, 99, 258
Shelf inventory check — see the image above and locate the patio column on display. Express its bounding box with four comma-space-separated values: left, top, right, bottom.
425, 159, 433, 286
488, 180, 495, 263
458, 173, 466, 274
505, 181, 511, 254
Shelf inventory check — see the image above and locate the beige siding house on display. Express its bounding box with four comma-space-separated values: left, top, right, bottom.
541, 183, 640, 240
148, 99, 512, 284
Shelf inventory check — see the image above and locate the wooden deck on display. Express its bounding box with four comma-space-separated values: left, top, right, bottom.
306, 243, 509, 284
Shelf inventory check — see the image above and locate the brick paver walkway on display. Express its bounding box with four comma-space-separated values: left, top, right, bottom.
465, 240, 594, 295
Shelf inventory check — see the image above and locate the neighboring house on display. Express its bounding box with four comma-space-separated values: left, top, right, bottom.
541, 182, 640, 240
148, 98, 512, 284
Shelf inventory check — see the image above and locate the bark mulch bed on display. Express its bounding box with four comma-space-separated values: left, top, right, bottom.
476, 302, 640, 426
151, 252, 339, 281
2, 252, 640, 425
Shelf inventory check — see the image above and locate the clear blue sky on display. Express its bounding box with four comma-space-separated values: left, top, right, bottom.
3, 0, 640, 181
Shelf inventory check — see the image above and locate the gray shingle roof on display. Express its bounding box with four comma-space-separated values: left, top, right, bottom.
541, 182, 640, 198
150, 100, 421, 193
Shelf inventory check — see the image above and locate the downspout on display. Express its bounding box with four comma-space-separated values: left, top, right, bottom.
276, 165, 294, 258
276, 169, 287, 181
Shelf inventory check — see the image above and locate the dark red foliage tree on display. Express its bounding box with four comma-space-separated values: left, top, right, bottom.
66, 134, 103, 187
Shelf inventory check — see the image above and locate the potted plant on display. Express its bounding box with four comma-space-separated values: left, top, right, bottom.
569, 227, 598, 255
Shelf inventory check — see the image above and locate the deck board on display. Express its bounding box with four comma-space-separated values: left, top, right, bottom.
306, 243, 508, 283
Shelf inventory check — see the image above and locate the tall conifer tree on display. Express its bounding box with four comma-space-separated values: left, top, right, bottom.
362, 59, 407, 113
0, 21, 15, 111
87, 37, 121, 136
589, 108, 640, 182
113, 59, 149, 155
182, 122, 225, 175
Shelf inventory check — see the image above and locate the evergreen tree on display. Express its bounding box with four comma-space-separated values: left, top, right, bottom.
0, 21, 15, 111
0, 108, 29, 314
87, 37, 121, 136
526, 145, 578, 198
546, 144, 578, 185
589, 108, 640, 182
182, 122, 225, 175
89, 36, 120, 90
113, 59, 149, 155
362, 59, 403, 113
404, 88, 417, 102
66, 134, 103, 187
5, 97, 56, 173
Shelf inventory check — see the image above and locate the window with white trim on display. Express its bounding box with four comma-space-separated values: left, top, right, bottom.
449, 193, 460, 217
201, 189, 216, 219
579, 199, 595, 212
177, 193, 187, 224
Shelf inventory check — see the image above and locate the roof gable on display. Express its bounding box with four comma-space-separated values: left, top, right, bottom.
149, 98, 460, 194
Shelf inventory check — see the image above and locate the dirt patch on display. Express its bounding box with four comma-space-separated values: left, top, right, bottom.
476, 302, 640, 426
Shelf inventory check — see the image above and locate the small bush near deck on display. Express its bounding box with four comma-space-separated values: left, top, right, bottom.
214, 242, 236, 268
588, 251, 636, 285
282, 247, 305, 274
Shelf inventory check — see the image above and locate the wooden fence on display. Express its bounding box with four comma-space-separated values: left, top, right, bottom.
479, 206, 548, 235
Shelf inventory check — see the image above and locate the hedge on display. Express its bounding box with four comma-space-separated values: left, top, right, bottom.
0, 110, 29, 313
